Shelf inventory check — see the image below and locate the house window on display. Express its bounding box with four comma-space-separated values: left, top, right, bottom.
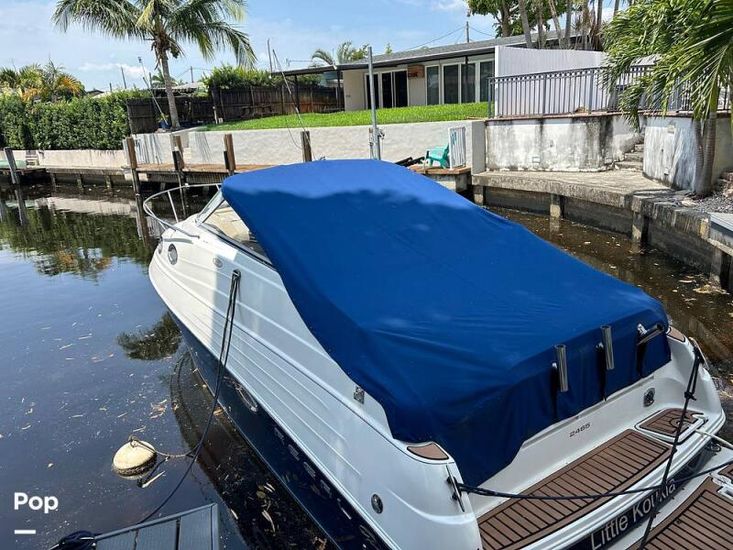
461, 63, 476, 103
443, 65, 460, 104
366, 70, 408, 109
381, 73, 394, 108
394, 71, 408, 107
426, 66, 440, 105
479, 61, 495, 102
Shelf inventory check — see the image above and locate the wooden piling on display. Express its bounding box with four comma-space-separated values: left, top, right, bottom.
223, 133, 236, 176
171, 135, 186, 186
3, 147, 20, 186
301, 131, 312, 162
125, 137, 142, 197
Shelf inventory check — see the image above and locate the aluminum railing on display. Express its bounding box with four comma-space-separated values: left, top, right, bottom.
142, 183, 220, 239
487, 65, 732, 118
487, 65, 654, 118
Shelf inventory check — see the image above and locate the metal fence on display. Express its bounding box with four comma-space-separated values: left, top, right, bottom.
487, 65, 731, 118
487, 65, 651, 117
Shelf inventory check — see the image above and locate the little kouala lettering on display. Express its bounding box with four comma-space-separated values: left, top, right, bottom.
589, 482, 676, 549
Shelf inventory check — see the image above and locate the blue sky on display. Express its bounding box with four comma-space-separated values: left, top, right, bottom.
0, 0, 503, 90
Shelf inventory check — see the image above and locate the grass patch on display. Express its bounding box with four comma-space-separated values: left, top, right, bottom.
204, 103, 489, 131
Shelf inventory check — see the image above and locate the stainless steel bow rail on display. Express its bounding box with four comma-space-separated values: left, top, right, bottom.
142, 183, 220, 239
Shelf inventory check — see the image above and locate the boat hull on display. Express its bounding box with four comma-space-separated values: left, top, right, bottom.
172, 312, 389, 549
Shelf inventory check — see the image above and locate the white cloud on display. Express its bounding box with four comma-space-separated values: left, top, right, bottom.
431, 0, 468, 12
78, 63, 146, 79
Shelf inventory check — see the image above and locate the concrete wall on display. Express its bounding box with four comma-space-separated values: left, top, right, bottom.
486, 114, 640, 171
9, 149, 126, 168
135, 120, 487, 172
644, 115, 733, 190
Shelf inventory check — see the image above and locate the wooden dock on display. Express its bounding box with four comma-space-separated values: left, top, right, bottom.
94, 504, 220, 550
137, 163, 272, 186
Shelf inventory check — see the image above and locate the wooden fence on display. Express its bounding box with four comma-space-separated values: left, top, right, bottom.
127, 84, 341, 134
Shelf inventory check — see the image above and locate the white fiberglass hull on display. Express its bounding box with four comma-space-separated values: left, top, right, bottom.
150, 215, 726, 550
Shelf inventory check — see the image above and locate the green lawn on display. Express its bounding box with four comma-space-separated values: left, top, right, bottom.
204, 103, 490, 131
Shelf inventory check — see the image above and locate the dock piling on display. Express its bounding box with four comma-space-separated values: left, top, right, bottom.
224, 134, 236, 176
124, 137, 141, 197
3, 147, 20, 186
171, 135, 186, 186
301, 131, 313, 162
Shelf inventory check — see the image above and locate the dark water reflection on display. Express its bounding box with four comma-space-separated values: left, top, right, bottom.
0, 185, 320, 549
498, 209, 733, 438
0, 185, 731, 549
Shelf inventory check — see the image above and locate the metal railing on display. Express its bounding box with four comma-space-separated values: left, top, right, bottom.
142, 183, 221, 239
487, 65, 654, 118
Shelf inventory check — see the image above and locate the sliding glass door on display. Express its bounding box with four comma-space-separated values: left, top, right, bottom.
443, 65, 460, 104
426, 66, 440, 105
365, 70, 408, 109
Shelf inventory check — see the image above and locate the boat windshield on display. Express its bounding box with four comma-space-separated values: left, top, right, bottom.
199, 193, 268, 260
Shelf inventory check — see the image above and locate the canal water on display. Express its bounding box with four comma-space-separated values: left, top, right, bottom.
0, 184, 731, 549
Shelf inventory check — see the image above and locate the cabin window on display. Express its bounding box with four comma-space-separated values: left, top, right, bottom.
426, 66, 440, 105
201, 198, 268, 259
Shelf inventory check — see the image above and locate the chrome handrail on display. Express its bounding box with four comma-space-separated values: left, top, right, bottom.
142, 183, 221, 239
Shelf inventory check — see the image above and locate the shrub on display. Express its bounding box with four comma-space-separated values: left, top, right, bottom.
0, 90, 147, 150
0, 95, 33, 149
203, 65, 321, 90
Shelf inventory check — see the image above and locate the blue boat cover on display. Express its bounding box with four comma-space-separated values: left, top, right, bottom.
222, 160, 670, 485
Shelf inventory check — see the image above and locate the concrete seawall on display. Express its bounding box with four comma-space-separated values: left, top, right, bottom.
473, 170, 733, 292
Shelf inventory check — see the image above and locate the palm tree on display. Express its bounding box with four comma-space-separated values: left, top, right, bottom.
311, 41, 368, 66
604, 0, 733, 196
53, 0, 255, 129
0, 62, 82, 101
151, 71, 182, 88
40, 61, 84, 101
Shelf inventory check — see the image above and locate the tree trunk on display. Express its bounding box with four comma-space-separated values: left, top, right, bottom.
595, 0, 603, 36
581, 0, 590, 49
695, 89, 720, 196
158, 49, 180, 129
565, 0, 573, 48
613, 0, 621, 16
547, 0, 564, 48
536, 3, 546, 48
500, 1, 511, 37
518, 0, 534, 48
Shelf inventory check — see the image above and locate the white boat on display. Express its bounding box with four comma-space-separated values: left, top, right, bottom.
146, 160, 731, 550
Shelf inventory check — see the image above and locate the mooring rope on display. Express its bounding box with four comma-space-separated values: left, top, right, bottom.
137, 268, 241, 524
453, 342, 733, 546
48, 271, 242, 549
638, 345, 702, 548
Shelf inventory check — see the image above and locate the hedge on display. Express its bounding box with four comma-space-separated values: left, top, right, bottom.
0, 91, 146, 150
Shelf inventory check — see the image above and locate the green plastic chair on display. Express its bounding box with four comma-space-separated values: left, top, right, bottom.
426, 145, 449, 168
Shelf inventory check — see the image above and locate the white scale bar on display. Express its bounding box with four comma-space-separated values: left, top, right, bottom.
14, 529, 36, 535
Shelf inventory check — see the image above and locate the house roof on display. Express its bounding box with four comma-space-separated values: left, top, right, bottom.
277, 31, 566, 76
